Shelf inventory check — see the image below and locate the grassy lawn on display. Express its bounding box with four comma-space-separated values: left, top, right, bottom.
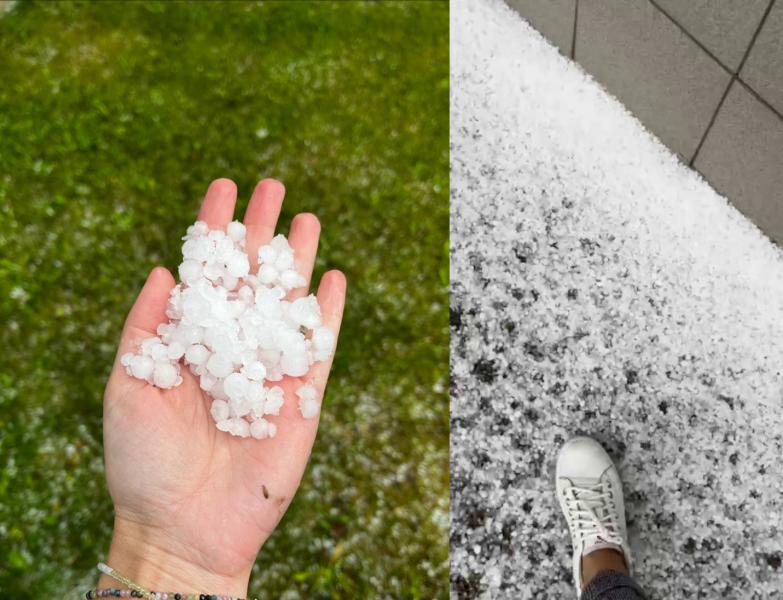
0, 1, 448, 597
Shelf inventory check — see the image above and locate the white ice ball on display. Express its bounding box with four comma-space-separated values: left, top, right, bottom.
264, 387, 285, 415
298, 397, 320, 419
202, 263, 224, 282
258, 245, 278, 265
210, 379, 228, 400
190, 237, 211, 262
280, 269, 306, 290
185, 343, 210, 365
130, 355, 154, 380
208, 229, 226, 244
223, 372, 249, 400
230, 396, 251, 417
153, 362, 178, 388
182, 295, 210, 323
254, 287, 284, 318
192, 220, 209, 236
226, 221, 247, 242
289, 295, 321, 329
214, 237, 235, 262
183, 325, 204, 345
207, 330, 234, 356
179, 259, 203, 284
156, 322, 175, 341
140, 337, 162, 355
258, 264, 278, 285
226, 253, 249, 278
210, 399, 230, 423
230, 418, 250, 438
264, 385, 285, 415
241, 361, 267, 381
275, 250, 294, 271
148, 342, 169, 362
265, 364, 283, 381
222, 275, 239, 291
247, 382, 266, 417
237, 285, 254, 304
167, 341, 186, 360
250, 418, 271, 439
296, 384, 321, 419
312, 326, 335, 354
206, 353, 233, 378
181, 239, 198, 259
270, 234, 292, 252
280, 352, 309, 377
199, 372, 217, 392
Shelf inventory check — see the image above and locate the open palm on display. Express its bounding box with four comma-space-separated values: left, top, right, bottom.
100, 179, 346, 596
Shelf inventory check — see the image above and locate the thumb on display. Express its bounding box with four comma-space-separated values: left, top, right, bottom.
122, 267, 176, 342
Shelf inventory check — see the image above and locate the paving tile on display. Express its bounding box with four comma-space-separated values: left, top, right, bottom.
741, 0, 783, 116
505, 0, 575, 56
694, 82, 783, 244
576, 0, 731, 161
654, 0, 769, 71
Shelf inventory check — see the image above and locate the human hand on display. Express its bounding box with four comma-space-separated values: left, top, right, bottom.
99, 179, 346, 597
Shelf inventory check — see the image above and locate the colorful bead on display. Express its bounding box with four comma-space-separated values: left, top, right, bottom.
88, 591, 245, 600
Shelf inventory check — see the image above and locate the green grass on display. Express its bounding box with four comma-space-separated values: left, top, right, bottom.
0, 1, 448, 597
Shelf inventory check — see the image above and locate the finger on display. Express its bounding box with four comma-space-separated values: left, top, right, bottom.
120, 267, 176, 348
307, 270, 347, 398
261, 271, 345, 455
197, 178, 237, 229
286, 212, 321, 300
244, 178, 285, 272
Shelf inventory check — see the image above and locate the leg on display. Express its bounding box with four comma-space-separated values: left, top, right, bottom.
582, 548, 628, 585
581, 568, 646, 600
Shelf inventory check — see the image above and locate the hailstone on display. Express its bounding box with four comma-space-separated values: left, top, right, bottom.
120, 219, 336, 439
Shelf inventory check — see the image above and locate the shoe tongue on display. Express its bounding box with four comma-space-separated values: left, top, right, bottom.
567, 478, 605, 507
568, 476, 600, 487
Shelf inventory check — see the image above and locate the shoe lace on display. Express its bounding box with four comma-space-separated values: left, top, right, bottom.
564, 479, 623, 548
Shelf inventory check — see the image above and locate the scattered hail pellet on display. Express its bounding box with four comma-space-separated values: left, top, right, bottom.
120, 220, 335, 438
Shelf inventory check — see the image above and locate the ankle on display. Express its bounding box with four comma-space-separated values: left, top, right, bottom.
581, 548, 628, 590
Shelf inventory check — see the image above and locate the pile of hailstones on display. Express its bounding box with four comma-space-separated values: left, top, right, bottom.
120, 220, 335, 440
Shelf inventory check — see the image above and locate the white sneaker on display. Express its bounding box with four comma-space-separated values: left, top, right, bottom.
556, 436, 633, 596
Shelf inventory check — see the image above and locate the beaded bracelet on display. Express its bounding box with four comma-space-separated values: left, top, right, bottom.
86, 591, 244, 600
92, 562, 246, 600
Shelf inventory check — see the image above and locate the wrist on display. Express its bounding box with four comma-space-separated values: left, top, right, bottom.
97, 516, 251, 598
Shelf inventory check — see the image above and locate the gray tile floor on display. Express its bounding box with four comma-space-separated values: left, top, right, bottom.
695, 82, 783, 243
506, 0, 783, 245
653, 0, 769, 72
577, 0, 730, 161
741, 0, 783, 116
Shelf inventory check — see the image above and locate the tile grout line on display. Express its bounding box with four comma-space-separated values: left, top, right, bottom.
647, 0, 733, 75
735, 0, 776, 75
688, 80, 735, 166
570, 0, 579, 59
738, 78, 783, 122
687, 0, 777, 166
647, 0, 782, 122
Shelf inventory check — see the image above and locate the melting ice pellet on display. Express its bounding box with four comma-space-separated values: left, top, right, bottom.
121, 221, 335, 438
